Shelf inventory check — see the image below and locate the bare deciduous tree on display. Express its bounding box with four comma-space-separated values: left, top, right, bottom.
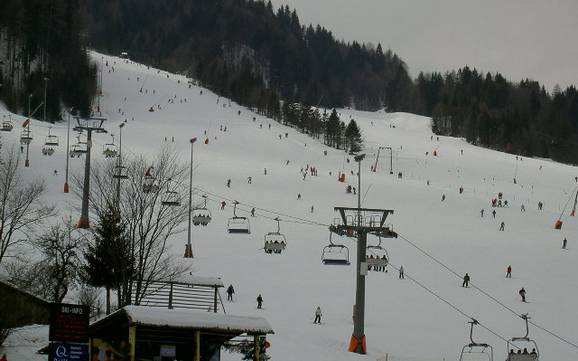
74, 146, 189, 306
35, 219, 86, 302
0, 147, 54, 265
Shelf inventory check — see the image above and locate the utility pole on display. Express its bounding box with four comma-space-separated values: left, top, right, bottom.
24, 122, 31, 167
331, 153, 397, 355
185, 137, 198, 258
116, 122, 126, 203
74, 116, 107, 228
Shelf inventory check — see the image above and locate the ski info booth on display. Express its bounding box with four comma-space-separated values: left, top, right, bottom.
90, 305, 273, 361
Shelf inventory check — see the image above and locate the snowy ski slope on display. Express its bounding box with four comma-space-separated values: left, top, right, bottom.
1, 52, 577, 361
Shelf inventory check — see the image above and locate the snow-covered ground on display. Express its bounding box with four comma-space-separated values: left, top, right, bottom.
1, 52, 577, 361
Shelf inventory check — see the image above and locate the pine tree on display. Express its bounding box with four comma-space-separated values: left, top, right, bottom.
83, 206, 132, 314
325, 108, 341, 147
345, 119, 363, 154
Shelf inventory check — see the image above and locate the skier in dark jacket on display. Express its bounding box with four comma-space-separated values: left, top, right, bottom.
519, 288, 526, 302
462, 273, 470, 287
226, 285, 235, 301
506, 265, 512, 278
257, 294, 263, 309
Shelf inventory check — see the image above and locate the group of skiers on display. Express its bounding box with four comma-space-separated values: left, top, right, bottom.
225, 284, 323, 323
461, 268, 530, 302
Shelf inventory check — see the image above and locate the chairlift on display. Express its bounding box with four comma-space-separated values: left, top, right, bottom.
41, 145, 55, 156
69, 135, 88, 158
103, 134, 118, 158
264, 217, 286, 254
1, 116, 13, 132
321, 231, 350, 265
161, 179, 181, 207
20, 129, 33, 145
506, 314, 539, 361
227, 200, 250, 234
366, 237, 389, 271
192, 195, 212, 226
143, 167, 159, 193
45, 127, 59, 146
113, 165, 129, 179
459, 319, 494, 361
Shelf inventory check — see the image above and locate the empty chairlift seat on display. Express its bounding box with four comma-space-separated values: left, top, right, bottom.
321, 231, 350, 265
227, 201, 250, 234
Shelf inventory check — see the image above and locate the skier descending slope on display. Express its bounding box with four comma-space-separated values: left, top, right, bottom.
313, 306, 322, 324
462, 273, 470, 287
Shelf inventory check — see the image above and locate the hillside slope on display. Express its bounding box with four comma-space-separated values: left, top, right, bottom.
1, 53, 577, 361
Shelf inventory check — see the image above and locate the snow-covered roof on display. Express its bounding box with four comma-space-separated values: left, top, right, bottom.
169, 274, 224, 287
93, 306, 273, 335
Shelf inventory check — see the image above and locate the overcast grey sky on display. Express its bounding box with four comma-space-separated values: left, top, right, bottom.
269, 0, 578, 90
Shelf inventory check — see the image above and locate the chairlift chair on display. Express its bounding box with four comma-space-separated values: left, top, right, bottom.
161, 179, 181, 207
69, 135, 88, 158
45, 127, 59, 146
366, 241, 389, 271
143, 167, 159, 193
41, 145, 55, 156
459, 320, 494, 361
103, 135, 118, 158
227, 201, 250, 234
20, 130, 33, 145
506, 315, 539, 361
191, 195, 212, 226
1, 117, 13, 132
264, 217, 287, 254
113, 165, 129, 179
321, 231, 350, 265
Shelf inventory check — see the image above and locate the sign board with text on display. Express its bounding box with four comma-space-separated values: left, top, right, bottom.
49, 303, 90, 343
50, 342, 89, 361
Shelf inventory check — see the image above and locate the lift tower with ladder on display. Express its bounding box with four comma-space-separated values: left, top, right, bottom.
330, 153, 397, 354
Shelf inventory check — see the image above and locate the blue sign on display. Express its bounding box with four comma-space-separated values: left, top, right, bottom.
50, 343, 89, 361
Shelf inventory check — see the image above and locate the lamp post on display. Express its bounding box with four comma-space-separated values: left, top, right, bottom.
43, 77, 49, 122
185, 137, 198, 258
64, 110, 73, 193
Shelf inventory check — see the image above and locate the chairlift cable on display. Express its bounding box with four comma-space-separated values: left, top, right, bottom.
387, 262, 514, 347
396, 232, 578, 351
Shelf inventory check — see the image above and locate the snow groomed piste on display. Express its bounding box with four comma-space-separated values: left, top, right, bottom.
1, 52, 577, 361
